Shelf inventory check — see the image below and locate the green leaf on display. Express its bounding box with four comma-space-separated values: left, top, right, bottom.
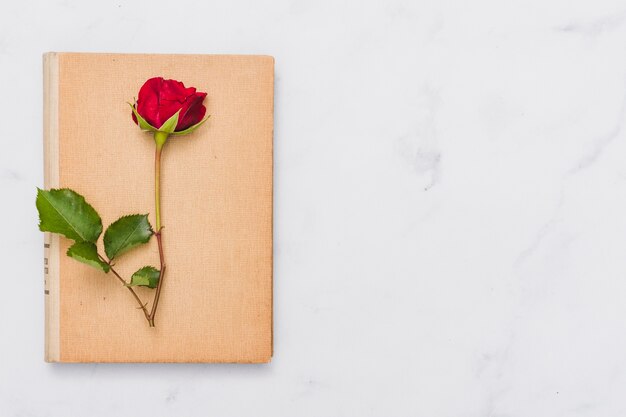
66, 241, 110, 273
128, 103, 157, 132
128, 266, 160, 288
158, 110, 180, 134
36, 188, 103, 243
171, 115, 211, 136
103, 214, 153, 260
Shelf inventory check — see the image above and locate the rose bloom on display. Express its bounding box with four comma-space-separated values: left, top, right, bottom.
132, 77, 207, 131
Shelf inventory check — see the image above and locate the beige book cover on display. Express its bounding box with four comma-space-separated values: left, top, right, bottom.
43, 52, 273, 363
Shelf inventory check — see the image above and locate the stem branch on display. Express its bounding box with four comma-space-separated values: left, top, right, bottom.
148, 232, 166, 327
99, 253, 150, 323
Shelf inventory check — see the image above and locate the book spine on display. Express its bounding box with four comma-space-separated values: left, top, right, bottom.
43, 52, 60, 362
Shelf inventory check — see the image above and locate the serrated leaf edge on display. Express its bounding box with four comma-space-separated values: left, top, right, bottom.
104, 214, 154, 260
127, 265, 160, 288
66, 241, 110, 273
36, 187, 102, 243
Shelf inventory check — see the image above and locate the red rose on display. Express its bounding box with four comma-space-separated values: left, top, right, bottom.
132, 77, 207, 131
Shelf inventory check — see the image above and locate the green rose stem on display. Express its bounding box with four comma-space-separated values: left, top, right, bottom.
127, 94, 208, 326
147, 131, 169, 327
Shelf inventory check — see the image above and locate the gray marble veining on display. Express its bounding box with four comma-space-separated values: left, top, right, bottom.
2, 0, 626, 415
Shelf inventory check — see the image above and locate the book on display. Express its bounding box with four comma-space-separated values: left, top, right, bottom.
42, 52, 273, 363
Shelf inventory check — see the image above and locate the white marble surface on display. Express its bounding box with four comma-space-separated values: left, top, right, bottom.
3, 0, 626, 415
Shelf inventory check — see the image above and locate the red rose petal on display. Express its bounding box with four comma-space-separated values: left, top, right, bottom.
133, 77, 207, 131
177, 92, 207, 130
161, 79, 196, 102
136, 77, 163, 127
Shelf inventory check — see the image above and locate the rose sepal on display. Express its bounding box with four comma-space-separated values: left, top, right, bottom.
157, 110, 181, 135
128, 103, 157, 132
170, 115, 211, 136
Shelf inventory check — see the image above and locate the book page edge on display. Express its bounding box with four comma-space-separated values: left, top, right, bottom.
43, 52, 61, 363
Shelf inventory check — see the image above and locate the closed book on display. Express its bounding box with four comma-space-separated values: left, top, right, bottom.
43, 52, 273, 362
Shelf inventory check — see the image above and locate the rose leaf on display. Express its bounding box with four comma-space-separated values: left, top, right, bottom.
36, 188, 103, 243
103, 214, 153, 260
128, 266, 160, 289
66, 241, 110, 273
